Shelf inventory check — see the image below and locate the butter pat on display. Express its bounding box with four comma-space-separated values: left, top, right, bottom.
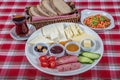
83, 39, 92, 48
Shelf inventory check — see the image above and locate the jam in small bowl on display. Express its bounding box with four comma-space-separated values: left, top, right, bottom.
65, 41, 81, 56
33, 43, 49, 56
49, 43, 65, 58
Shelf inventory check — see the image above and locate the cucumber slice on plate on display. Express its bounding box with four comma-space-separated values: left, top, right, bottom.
78, 56, 94, 64
81, 52, 101, 60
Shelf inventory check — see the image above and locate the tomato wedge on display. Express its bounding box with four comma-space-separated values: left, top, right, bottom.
41, 62, 49, 67
49, 61, 56, 68
39, 56, 47, 62
39, 56, 56, 68
48, 56, 55, 62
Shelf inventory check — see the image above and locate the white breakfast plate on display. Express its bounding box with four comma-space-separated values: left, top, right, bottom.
10, 23, 36, 40
81, 9, 115, 31
25, 22, 104, 76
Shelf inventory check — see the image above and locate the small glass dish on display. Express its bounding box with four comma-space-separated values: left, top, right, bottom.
49, 43, 65, 58
80, 38, 96, 51
81, 9, 115, 31
32, 43, 49, 56
65, 41, 81, 56
10, 23, 36, 40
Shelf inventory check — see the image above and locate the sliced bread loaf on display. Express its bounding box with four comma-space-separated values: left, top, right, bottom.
51, 0, 73, 15
29, 7, 40, 16
36, 4, 50, 16
41, 0, 57, 16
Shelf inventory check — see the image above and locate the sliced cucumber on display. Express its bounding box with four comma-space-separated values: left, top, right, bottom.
78, 56, 94, 64
81, 52, 101, 60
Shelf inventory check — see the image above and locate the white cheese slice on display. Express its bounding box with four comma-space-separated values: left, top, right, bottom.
55, 24, 67, 42
49, 25, 59, 41
42, 25, 59, 41
41, 25, 51, 38
64, 26, 73, 39
28, 35, 54, 45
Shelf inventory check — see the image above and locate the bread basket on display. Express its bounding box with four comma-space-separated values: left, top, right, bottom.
25, 2, 80, 29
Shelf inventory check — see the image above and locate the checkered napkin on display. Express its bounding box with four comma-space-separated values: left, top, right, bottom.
0, 0, 120, 80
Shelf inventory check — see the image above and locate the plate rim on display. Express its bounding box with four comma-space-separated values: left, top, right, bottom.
25, 22, 104, 76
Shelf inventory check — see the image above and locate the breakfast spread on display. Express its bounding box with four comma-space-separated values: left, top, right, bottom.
26, 23, 102, 72
9, 0, 114, 75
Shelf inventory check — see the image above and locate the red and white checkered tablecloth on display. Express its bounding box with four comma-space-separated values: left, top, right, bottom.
0, 0, 120, 80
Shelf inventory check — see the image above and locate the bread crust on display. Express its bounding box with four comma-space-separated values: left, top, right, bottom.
49, 0, 62, 15
29, 7, 40, 16
41, 0, 57, 16
51, 0, 72, 15
36, 4, 50, 17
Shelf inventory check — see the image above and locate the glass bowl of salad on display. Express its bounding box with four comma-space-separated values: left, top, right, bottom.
81, 9, 115, 31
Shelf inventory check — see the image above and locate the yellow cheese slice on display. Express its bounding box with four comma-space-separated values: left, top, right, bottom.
75, 24, 84, 34
72, 33, 96, 42
70, 24, 79, 36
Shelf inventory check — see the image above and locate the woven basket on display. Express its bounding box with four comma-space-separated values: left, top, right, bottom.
26, 2, 80, 29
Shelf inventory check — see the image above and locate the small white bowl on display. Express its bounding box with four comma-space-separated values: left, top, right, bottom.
49, 43, 65, 58
80, 38, 96, 51
32, 43, 49, 56
65, 42, 81, 56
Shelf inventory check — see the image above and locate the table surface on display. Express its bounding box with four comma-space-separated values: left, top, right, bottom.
0, 0, 120, 80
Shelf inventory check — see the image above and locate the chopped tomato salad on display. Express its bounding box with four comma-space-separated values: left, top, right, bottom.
84, 14, 111, 28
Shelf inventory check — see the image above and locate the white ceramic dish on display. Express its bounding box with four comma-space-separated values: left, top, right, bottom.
10, 23, 36, 40
49, 43, 65, 58
81, 9, 115, 31
65, 41, 81, 56
80, 38, 96, 52
25, 22, 104, 76
32, 43, 49, 56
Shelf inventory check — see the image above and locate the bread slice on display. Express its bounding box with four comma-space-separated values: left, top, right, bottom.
51, 0, 73, 15
29, 7, 40, 16
36, 4, 50, 17
41, 0, 57, 16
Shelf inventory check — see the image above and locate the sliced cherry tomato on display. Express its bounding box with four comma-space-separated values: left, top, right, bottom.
49, 61, 56, 68
39, 56, 47, 62
48, 56, 55, 62
41, 62, 49, 67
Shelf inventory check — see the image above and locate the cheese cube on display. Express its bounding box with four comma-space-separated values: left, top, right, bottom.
83, 40, 92, 48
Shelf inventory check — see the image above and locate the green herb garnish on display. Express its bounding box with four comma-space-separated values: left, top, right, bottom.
93, 16, 98, 20
92, 21, 98, 26
100, 16, 105, 21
